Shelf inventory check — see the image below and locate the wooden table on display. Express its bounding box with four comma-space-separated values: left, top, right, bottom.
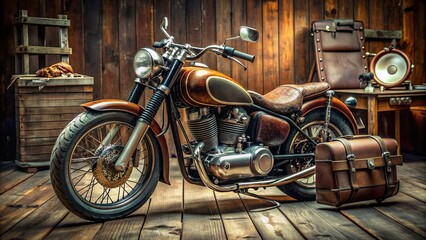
334, 87, 426, 150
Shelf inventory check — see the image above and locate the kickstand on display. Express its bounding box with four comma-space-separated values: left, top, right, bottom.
239, 190, 281, 212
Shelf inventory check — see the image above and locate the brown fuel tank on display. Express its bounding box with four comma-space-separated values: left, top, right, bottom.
176, 67, 253, 107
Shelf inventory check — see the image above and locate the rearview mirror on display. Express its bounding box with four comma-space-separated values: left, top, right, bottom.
161, 17, 168, 30
160, 17, 171, 38
239, 26, 259, 42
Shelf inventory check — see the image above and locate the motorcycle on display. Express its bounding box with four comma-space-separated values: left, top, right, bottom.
50, 18, 358, 221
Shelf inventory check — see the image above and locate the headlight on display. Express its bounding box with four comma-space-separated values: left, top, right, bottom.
133, 48, 164, 78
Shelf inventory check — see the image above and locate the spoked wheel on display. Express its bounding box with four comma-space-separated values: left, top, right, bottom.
278, 109, 353, 200
50, 111, 161, 221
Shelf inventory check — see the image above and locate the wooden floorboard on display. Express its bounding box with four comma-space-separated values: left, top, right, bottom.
215, 191, 261, 239
44, 212, 103, 240
139, 160, 183, 239
0, 159, 425, 239
182, 181, 226, 240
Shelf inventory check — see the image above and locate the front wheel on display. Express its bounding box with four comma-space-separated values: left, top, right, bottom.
278, 109, 353, 201
50, 111, 161, 221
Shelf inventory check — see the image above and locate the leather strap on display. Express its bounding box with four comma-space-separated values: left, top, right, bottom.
370, 135, 397, 201
330, 155, 403, 171
335, 138, 359, 203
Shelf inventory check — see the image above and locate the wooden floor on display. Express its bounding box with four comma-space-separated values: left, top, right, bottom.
0, 158, 425, 240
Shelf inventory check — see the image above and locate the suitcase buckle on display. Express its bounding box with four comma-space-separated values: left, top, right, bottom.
383, 151, 392, 172
347, 154, 355, 161
368, 159, 375, 170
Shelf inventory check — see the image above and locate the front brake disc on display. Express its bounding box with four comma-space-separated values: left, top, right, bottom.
92, 146, 133, 188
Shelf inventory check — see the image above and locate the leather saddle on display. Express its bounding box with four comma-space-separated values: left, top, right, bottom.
248, 82, 330, 115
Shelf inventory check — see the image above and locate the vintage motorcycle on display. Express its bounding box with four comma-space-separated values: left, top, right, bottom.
50, 18, 358, 221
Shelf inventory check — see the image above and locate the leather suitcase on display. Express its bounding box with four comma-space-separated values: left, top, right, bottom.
315, 135, 403, 207
312, 19, 368, 89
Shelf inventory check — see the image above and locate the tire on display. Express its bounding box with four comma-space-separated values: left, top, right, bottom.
277, 109, 353, 201
50, 111, 161, 221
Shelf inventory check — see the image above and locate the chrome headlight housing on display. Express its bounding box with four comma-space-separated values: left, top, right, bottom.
133, 48, 164, 79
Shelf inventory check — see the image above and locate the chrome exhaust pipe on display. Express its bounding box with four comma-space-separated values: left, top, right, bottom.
192, 142, 239, 192
237, 165, 316, 189
192, 142, 316, 192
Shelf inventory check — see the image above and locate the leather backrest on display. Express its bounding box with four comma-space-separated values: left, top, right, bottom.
312, 19, 368, 89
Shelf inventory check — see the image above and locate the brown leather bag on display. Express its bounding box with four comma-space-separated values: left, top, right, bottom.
315, 135, 403, 207
312, 19, 368, 89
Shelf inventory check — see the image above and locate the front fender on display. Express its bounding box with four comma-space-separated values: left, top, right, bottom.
301, 97, 359, 134
82, 99, 170, 185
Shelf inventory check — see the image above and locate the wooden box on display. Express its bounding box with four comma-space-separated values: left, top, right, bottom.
14, 74, 93, 169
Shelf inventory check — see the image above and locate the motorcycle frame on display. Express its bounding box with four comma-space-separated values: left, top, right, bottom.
163, 87, 358, 187
83, 74, 358, 188
84, 75, 359, 189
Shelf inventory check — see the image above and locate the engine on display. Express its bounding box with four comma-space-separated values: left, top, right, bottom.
186, 107, 274, 181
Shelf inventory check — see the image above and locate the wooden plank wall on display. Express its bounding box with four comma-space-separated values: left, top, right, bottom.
1, 0, 425, 160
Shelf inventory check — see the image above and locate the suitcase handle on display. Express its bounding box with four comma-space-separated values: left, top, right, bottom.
335, 19, 354, 27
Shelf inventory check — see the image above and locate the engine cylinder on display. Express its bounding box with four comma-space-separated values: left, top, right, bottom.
187, 113, 218, 152
217, 120, 247, 145
217, 107, 250, 145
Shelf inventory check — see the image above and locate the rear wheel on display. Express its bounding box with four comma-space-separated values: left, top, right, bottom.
50, 111, 161, 221
278, 109, 353, 200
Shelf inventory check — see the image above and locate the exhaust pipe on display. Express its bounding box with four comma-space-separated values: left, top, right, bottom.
192, 142, 316, 192
237, 165, 316, 189
192, 142, 239, 192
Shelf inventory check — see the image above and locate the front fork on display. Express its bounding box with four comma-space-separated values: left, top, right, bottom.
114, 59, 184, 171
94, 79, 146, 158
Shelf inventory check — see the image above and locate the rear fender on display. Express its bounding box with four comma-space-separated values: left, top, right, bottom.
301, 97, 359, 134
82, 99, 170, 185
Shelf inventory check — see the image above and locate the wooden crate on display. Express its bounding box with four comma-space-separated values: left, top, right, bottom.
14, 74, 93, 170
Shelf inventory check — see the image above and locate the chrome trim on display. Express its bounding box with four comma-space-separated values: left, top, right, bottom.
192, 142, 316, 192
237, 165, 316, 189
189, 61, 209, 68
344, 96, 358, 108
193, 143, 239, 192
157, 84, 170, 95
115, 121, 150, 171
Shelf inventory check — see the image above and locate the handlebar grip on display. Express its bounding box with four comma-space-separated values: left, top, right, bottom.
153, 42, 162, 48
153, 39, 167, 48
223, 46, 255, 62
233, 50, 255, 62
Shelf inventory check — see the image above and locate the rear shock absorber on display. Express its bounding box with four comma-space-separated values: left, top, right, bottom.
323, 90, 334, 141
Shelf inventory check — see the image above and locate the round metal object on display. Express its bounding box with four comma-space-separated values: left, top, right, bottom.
370, 48, 411, 88
92, 145, 133, 188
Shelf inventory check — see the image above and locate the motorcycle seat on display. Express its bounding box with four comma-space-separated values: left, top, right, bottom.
248, 82, 330, 115
286, 82, 330, 100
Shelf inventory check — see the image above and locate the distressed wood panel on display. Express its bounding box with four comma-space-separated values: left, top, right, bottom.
262, 0, 279, 92
102, 0, 120, 99
247, 0, 264, 92
1, 0, 425, 161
